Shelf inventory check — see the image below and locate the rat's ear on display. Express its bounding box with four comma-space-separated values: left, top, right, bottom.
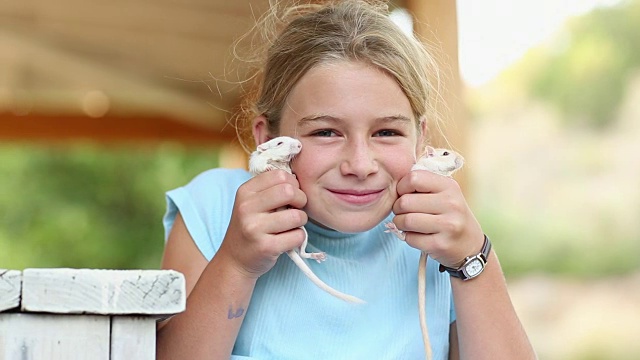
256, 142, 269, 152
252, 115, 272, 147
425, 145, 435, 157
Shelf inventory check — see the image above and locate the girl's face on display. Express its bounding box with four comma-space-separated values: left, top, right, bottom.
258, 61, 423, 233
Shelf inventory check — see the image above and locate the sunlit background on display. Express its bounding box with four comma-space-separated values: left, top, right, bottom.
1, 1, 639, 359
459, 1, 640, 359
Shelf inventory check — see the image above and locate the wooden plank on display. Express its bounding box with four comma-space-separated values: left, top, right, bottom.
0, 31, 229, 120
21, 269, 186, 316
0, 113, 238, 145
0, 270, 21, 312
0, 0, 267, 41
27, 22, 237, 79
0, 313, 109, 360
0, 0, 270, 20
110, 316, 156, 360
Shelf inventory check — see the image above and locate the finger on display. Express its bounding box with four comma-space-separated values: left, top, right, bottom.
263, 182, 307, 211
392, 212, 441, 235
396, 170, 458, 196
273, 227, 308, 253
251, 227, 307, 258
403, 232, 445, 255
240, 179, 307, 214
244, 170, 300, 193
261, 208, 308, 235
392, 192, 444, 216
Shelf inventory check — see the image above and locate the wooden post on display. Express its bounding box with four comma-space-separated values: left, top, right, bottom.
403, 0, 468, 189
111, 316, 157, 360
0, 313, 110, 360
0, 268, 186, 360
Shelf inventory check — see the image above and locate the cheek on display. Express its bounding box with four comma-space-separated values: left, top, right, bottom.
381, 149, 416, 180
289, 150, 323, 183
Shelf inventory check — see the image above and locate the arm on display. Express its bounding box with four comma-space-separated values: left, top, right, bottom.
450, 251, 535, 359
157, 170, 308, 359
393, 171, 536, 359
157, 212, 257, 359
448, 322, 459, 360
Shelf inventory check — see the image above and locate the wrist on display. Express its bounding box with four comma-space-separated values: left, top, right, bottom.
439, 234, 492, 281
215, 244, 263, 282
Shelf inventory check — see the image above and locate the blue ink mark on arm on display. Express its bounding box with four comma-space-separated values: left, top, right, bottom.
228, 306, 245, 319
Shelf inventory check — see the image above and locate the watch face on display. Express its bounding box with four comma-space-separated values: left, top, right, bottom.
465, 259, 484, 278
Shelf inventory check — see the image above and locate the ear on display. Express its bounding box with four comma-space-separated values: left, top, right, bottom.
425, 145, 435, 157
257, 142, 269, 152
415, 116, 428, 155
252, 115, 272, 146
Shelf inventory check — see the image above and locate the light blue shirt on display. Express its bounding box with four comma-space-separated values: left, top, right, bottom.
164, 168, 456, 359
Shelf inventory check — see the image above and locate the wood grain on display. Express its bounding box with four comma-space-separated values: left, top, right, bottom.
21, 268, 186, 315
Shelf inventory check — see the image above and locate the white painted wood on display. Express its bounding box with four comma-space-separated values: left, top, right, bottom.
21, 268, 185, 315
0, 313, 109, 360
0, 270, 21, 312
110, 316, 156, 360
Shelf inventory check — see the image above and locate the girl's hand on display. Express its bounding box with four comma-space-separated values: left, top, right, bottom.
219, 170, 308, 279
391, 170, 485, 268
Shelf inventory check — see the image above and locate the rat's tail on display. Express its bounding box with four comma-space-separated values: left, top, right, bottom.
418, 252, 433, 360
286, 251, 365, 304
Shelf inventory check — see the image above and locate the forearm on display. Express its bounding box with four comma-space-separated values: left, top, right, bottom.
157, 249, 257, 360
451, 251, 536, 359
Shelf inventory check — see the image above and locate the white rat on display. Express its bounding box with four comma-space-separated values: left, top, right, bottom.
385, 145, 465, 360
249, 136, 365, 304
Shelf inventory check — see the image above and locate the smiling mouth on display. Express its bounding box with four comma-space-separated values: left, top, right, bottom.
328, 189, 385, 205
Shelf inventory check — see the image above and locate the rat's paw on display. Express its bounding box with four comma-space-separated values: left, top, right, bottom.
302, 251, 326, 263
384, 222, 406, 241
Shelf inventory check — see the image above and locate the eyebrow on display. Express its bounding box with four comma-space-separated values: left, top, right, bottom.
297, 114, 413, 126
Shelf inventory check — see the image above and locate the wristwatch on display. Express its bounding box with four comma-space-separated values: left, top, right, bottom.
439, 234, 492, 281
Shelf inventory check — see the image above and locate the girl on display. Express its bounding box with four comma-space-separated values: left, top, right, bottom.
157, 1, 535, 359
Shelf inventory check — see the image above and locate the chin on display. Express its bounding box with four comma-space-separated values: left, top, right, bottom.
312, 214, 387, 233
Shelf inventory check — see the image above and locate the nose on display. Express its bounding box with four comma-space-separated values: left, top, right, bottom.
339, 139, 379, 179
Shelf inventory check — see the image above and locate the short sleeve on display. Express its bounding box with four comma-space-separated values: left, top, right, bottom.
449, 291, 457, 323
163, 168, 251, 261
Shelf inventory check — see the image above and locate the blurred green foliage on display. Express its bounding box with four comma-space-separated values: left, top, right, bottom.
476, 204, 640, 279
0, 143, 219, 270
529, 0, 640, 129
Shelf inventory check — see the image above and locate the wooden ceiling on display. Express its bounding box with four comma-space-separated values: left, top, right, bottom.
0, 0, 275, 145
0, 0, 459, 147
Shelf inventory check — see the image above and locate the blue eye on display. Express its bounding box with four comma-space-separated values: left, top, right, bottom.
312, 129, 335, 137
375, 129, 398, 137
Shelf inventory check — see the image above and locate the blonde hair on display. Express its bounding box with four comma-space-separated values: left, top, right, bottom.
233, 0, 441, 152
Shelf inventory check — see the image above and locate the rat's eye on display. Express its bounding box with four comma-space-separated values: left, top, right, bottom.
442, 151, 449, 156
276, 141, 283, 146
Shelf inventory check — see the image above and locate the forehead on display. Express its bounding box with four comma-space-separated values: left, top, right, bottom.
280, 61, 415, 128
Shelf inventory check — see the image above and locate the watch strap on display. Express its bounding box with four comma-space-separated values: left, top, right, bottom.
439, 234, 492, 280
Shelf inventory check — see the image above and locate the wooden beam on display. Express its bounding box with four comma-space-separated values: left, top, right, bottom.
0, 112, 238, 145
404, 0, 464, 144
404, 0, 468, 188
21, 268, 186, 315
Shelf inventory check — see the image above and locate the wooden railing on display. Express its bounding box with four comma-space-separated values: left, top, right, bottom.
0, 268, 185, 360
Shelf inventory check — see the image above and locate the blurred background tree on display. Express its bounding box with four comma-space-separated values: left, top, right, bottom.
464, 0, 640, 279
528, 0, 640, 129
0, 143, 218, 269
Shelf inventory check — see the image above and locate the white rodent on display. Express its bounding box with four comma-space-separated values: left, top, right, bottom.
249, 136, 365, 304
385, 145, 465, 360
